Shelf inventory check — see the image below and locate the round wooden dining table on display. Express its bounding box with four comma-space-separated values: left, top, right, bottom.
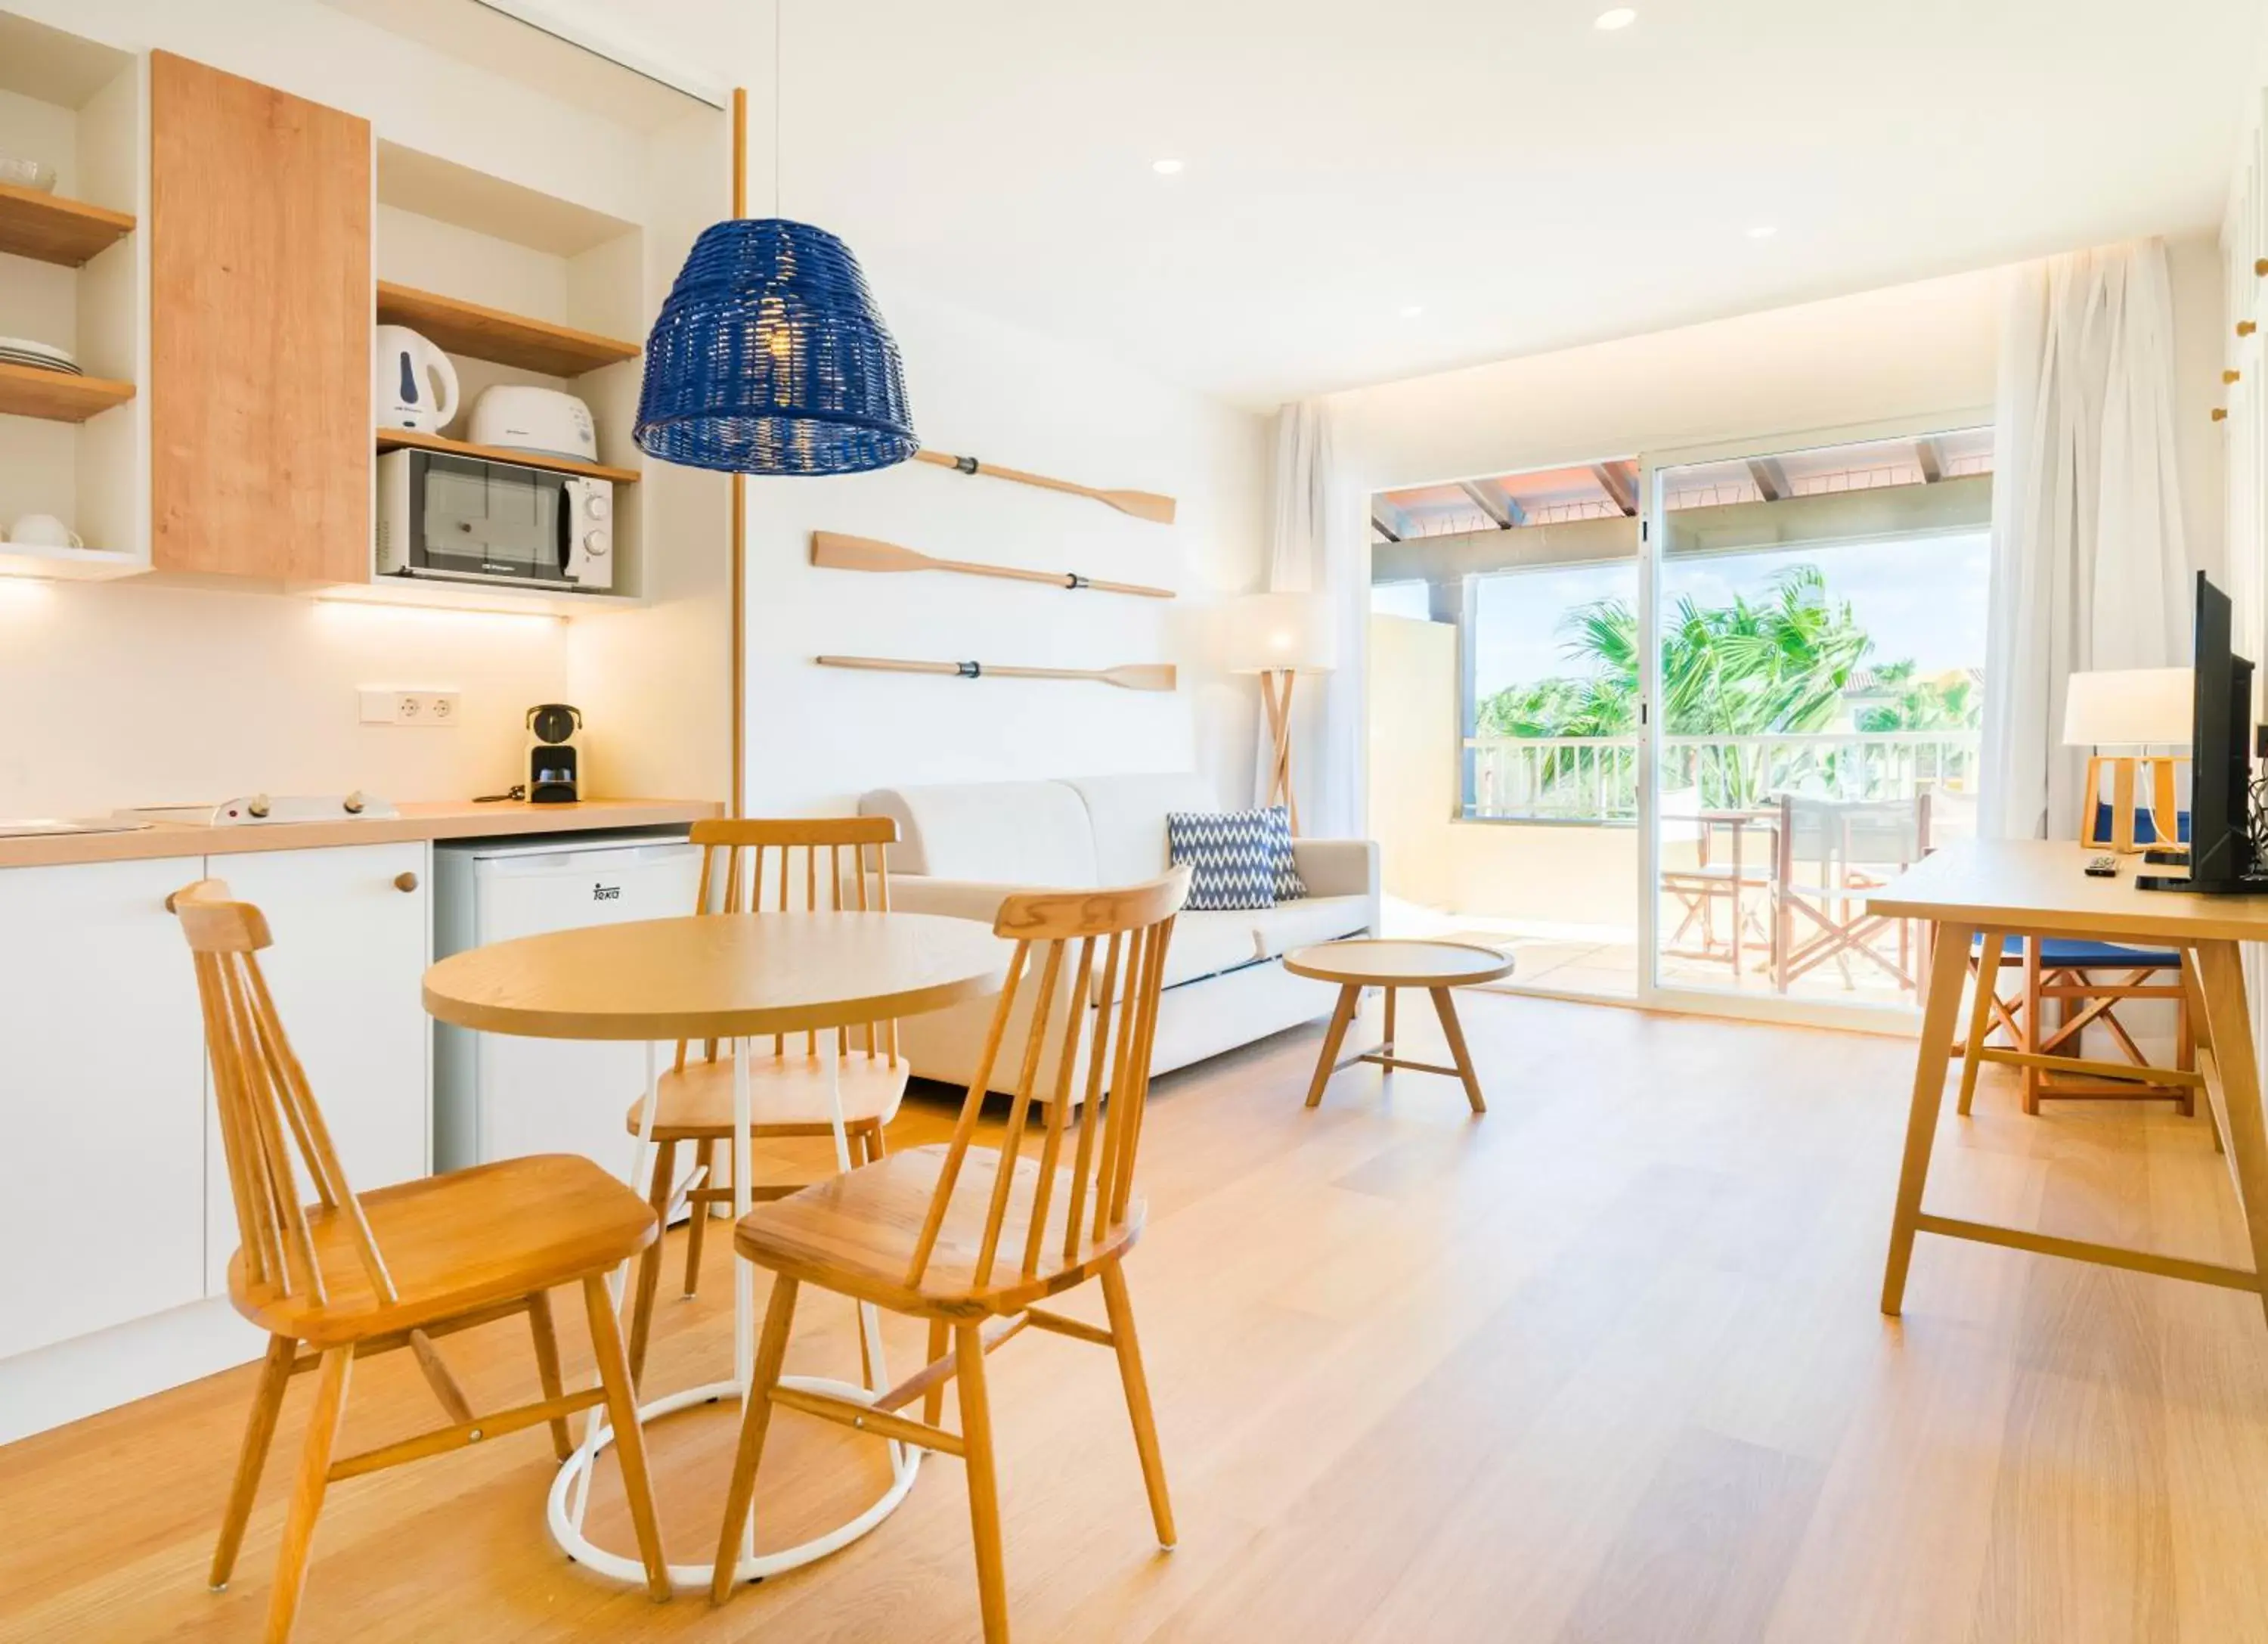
423, 908, 1008, 1591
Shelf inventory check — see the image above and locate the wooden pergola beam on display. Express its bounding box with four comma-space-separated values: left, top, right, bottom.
1458, 479, 1524, 529
1590, 461, 1637, 517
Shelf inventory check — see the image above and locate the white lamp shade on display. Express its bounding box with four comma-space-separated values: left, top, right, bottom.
1225, 591, 1337, 674
2060, 666, 2192, 746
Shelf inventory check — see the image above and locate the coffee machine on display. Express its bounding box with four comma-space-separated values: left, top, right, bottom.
524, 703, 584, 804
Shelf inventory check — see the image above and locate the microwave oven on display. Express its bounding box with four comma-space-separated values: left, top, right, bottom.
376, 448, 613, 593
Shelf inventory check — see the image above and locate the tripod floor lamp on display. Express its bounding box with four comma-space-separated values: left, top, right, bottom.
1228, 591, 1337, 835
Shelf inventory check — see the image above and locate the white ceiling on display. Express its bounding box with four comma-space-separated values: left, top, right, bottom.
519, 0, 2265, 408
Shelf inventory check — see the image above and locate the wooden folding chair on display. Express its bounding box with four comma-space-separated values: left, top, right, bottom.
709, 867, 1191, 1642
621, 816, 905, 1383
174, 879, 671, 1643
1771, 793, 1931, 993
1960, 935, 2193, 1115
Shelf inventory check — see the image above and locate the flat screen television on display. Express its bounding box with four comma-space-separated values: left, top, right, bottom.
2140, 572, 2262, 893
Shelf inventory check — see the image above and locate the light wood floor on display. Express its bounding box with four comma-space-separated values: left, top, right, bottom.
8, 993, 2268, 1642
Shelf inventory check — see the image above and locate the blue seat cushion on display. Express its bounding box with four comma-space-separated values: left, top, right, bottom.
1972, 933, 2180, 969
2092, 802, 2190, 845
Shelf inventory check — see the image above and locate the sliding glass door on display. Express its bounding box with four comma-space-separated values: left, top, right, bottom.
1641, 424, 1994, 1022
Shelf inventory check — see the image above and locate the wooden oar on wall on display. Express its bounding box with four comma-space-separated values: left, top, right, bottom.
810, 531, 1174, 599
816, 655, 1178, 692
912, 448, 1178, 526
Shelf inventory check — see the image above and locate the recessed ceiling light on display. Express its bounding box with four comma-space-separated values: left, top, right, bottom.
1747, 224, 1777, 239
1594, 8, 1637, 29
1151, 158, 1185, 175
1399, 304, 1425, 318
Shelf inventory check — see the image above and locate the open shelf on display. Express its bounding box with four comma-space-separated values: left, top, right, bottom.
375, 426, 640, 483
375, 281, 640, 377
0, 180, 134, 267
0, 361, 135, 423
0, 538, 144, 581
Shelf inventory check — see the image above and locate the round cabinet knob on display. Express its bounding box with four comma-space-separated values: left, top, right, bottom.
394, 871, 420, 893
583, 531, 609, 556
584, 492, 610, 520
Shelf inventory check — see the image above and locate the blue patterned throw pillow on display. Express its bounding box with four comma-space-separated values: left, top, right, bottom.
1168, 809, 1281, 910
1262, 805, 1308, 901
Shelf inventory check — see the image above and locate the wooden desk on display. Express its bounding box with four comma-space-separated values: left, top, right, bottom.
1868, 839, 2268, 1326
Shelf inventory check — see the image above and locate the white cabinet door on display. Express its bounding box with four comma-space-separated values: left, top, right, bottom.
204, 843, 430, 1295
0, 858, 207, 1359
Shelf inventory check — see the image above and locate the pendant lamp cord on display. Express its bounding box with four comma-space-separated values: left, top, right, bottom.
773, 0, 783, 218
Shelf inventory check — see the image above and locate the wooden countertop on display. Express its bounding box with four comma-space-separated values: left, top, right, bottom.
0, 799, 723, 870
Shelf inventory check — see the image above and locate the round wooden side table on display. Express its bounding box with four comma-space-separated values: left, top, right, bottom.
1283, 938, 1516, 1112
423, 908, 1006, 1591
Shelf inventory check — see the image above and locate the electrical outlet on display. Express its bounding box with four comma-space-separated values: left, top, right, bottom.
359, 689, 462, 727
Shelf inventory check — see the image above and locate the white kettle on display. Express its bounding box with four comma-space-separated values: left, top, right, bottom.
373, 324, 460, 434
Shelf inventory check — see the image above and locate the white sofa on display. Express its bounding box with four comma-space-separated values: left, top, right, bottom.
860, 772, 1379, 1096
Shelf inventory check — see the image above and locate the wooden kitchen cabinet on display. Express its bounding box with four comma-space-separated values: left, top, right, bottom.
148, 51, 370, 582
0, 859, 207, 1360
202, 842, 432, 1295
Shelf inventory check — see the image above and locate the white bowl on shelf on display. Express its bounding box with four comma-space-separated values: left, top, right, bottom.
0, 157, 57, 193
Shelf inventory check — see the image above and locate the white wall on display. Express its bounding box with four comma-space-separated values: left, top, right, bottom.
722, 281, 1269, 814
1333, 234, 2225, 575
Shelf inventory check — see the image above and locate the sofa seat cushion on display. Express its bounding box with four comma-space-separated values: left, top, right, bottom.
1251, 894, 1373, 961
1157, 909, 1269, 990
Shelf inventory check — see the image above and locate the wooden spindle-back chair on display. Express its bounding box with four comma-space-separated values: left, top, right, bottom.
710, 866, 1191, 1642
624, 816, 904, 1379
175, 879, 671, 1643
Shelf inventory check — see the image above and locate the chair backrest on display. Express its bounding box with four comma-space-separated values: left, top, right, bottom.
172, 879, 393, 1309
1777, 793, 1931, 879
681, 816, 900, 1067
905, 866, 1191, 1292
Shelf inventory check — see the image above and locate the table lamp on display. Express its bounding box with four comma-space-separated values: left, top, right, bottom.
1225, 591, 1337, 835
2061, 666, 2192, 853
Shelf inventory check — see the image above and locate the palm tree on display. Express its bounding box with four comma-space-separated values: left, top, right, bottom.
1476, 564, 1877, 808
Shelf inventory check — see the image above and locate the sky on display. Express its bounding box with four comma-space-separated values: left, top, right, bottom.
1374, 532, 1993, 701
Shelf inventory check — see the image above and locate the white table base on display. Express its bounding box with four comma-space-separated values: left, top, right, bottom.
544, 1031, 922, 1590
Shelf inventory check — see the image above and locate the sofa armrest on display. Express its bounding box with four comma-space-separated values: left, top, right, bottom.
1291, 838, 1378, 900
881, 875, 1023, 926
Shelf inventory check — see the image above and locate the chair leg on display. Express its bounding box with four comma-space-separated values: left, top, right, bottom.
526, 1290, 575, 1462
711, 1275, 801, 1605
923, 1317, 950, 1426
956, 1320, 1012, 1644
627, 1137, 678, 1385
1099, 1258, 1176, 1549
262, 1345, 352, 1644
211, 1333, 296, 1592
683, 1139, 715, 1298
581, 1274, 671, 1601
2022, 938, 2043, 1115
865, 1118, 889, 1162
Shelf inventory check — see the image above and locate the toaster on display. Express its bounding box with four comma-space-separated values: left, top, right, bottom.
468, 385, 598, 462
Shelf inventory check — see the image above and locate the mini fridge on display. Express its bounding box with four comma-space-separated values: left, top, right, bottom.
433, 831, 702, 1178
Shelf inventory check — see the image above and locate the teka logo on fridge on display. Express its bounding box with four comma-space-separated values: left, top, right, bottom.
592, 882, 621, 901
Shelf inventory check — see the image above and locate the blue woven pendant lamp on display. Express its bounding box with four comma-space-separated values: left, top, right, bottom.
636, 217, 916, 476
634, 9, 914, 477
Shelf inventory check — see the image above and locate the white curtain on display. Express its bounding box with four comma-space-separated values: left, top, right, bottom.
1979, 238, 2192, 840
1256, 399, 1365, 837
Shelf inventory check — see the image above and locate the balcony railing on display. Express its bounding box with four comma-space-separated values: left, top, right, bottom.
1465, 730, 1981, 822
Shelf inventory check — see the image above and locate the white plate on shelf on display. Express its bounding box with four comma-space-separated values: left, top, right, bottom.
0, 337, 79, 371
